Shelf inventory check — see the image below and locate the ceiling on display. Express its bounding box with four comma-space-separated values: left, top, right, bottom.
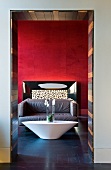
12, 10, 89, 21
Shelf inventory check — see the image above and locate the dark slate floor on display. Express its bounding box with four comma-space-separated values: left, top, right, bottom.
0, 117, 111, 169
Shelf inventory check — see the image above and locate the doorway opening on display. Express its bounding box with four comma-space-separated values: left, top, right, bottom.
11, 10, 94, 163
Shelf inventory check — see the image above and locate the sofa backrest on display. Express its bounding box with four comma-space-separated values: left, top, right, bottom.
26, 99, 51, 113
54, 99, 70, 113
18, 98, 77, 116
26, 99, 70, 113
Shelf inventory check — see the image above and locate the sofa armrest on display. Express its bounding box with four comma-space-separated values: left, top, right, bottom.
70, 100, 78, 117
18, 99, 29, 117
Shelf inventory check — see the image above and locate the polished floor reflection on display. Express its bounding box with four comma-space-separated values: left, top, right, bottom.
0, 117, 111, 169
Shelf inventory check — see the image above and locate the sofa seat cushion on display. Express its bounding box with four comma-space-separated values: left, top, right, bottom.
19, 112, 78, 126
19, 113, 47, 126
54, 113, 78, 121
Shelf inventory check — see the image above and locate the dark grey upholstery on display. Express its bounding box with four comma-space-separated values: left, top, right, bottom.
18, 98, 78, 126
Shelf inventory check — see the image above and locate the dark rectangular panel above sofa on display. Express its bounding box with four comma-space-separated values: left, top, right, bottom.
23, 81, 78, 102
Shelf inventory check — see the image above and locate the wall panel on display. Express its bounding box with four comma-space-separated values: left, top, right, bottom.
18, 21, 88, 115
88, 11, 94, 161
11, 15, 18, 162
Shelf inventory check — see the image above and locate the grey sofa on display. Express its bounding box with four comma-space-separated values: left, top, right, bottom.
18, 98, 78, 126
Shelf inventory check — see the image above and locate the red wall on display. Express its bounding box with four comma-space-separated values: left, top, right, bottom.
18, 21, 88, 115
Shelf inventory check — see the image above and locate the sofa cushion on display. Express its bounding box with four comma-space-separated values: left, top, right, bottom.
25, 99, 71, 114
19, 112, 78, 126
19, 113, 47, 125
25, 99, 51, 114
55, 99, 70, 113
54, 113, 78, 121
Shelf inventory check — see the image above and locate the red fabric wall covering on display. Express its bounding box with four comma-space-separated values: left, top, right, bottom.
18, 21, 88, 115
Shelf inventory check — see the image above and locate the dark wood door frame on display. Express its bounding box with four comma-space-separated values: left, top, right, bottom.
10, 10, 94, 162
